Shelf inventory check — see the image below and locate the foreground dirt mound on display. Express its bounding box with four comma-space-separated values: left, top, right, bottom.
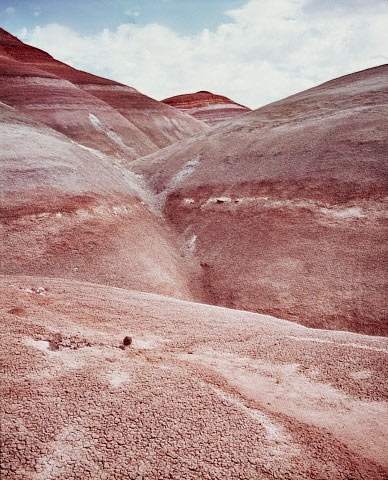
1, 275, 387, 479
0, 103, 201, 300
133, 65, 388, 335
0, 28, 206, 159
163, 91, 251, 126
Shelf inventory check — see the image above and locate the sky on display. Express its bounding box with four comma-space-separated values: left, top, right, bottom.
1, 0, 387, 109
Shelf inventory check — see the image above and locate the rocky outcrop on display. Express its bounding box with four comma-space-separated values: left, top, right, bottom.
0, 28, 207, 160
0, 102, 202, 300
163, 90, 251, 126
134, 65, 388, 335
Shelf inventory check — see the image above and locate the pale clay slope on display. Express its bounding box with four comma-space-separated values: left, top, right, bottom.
1, 276, 387, 480
0, 102, 202, 301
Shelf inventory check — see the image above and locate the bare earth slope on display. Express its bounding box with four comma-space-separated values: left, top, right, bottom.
0, 52, 150, 161
163, 90, 251, 126
1, 276, 387, 479
0, 102, 201, 300
0, 28, 206, 158
133, 65, 388, 336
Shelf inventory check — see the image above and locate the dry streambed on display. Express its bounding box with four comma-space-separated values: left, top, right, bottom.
1, 275, 387, 480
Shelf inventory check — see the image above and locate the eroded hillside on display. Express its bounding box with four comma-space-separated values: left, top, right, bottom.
0, 28, 207, 160
133, 65, 388, 335
0, 102, 202, 300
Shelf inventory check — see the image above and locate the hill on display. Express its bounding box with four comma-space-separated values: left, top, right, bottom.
0, 28, 207, 160
163, 90, 251, 125
0, 102, 202, 300
134, 65, 388, 335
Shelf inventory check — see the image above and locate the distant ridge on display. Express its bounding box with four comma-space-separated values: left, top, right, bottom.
163, 90, 251, 126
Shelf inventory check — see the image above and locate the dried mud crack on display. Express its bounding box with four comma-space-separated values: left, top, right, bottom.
1, 276, 387, 480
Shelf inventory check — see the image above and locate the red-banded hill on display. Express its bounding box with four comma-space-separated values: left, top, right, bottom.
163, 90, 251, 126
133, 65, 388, 335
0, 28, 207, 160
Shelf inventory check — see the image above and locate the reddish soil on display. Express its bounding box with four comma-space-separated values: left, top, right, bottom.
163, 90, 251, 126
1, 276, 387, 479
133, 65, 388, 335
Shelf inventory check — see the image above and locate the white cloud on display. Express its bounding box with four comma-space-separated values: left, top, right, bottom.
124, 9, 140, 18
22, 0, 388, 109
18, 27, 28, 39
5, 6, 15, 14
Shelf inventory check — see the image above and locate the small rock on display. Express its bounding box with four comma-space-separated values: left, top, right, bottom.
8, 307, 27, 317
48, 341, 59, 351
123, 336, 132, 347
